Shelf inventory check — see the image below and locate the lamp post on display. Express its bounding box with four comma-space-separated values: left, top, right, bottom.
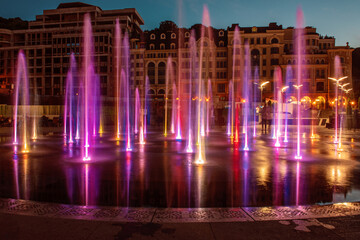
329, 76, 348, 144
259, 81, 269, 103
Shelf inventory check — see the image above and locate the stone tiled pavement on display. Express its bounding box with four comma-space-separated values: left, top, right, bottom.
0, 198, 360, 239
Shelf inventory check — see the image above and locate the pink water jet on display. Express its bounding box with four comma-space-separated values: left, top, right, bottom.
13, 50, 30, 153
295, 7, 304, 160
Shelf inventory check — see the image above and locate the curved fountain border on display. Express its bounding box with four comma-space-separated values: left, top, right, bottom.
0, 198, 359, 223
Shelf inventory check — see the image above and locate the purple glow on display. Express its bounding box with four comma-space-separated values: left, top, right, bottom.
295, 7, 304, 160
13, 50, 30, 153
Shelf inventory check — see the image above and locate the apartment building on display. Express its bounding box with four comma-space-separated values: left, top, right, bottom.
0, 2, 353, 114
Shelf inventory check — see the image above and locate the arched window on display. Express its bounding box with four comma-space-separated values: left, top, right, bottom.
321, 59, 325, 64
203, 41, 208, 47
171, 33, 176, 39
219, 30, 224, 37
170, 43, 176, 49
271, 38, 279, 44
251, 49, 260, 66
219, 41, 224, 47
150, 34, 155, 40
270, 47, 279, 54
147, 62, 155, 84
160, 43, 165, 50
288, 60, 291, 64
340, 57, 345, 63
184, 42, 189, 48
316, 59, 320, 64
149, 44, 155, 50
158, 62, 166, 84
158, 89, 165, 95
160, 33, 166, 39
185, 32, 190, 38
148, 89, 155, 95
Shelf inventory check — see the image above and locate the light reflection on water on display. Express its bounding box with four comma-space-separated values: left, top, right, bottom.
1, 129, 359, 208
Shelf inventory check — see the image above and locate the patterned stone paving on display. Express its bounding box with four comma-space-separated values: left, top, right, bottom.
0, 198, 359, 223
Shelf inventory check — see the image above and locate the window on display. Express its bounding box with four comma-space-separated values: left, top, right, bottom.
257, 38, 260, 44
270, 58, 279, 65
149, 44, 155, 50
185, 32, 190, 38
271, 38, 279, 44
316, 82, 324, 92
271, 47, 279, 54
160, 43, 165, 50
150, 34, 155, 40
147, 62, 155, 84
217, 83, 225, 93
263, 59, 267, 66
170, 43, 176, 49
160, 33, 166, 39
219, 30, 224, 37
171, 33, 176, 39
263, 38, 266, 44
219, 41, 224, 47
262, 48, 267, 54
158, 89, 165, 95
158, 62, 166, 84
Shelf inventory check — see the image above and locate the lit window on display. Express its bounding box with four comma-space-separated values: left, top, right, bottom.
150, 34, 155, 40
161, 33, 166, 39
171, 33, 176, 39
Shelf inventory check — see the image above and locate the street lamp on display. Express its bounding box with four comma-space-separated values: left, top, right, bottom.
329, 76, 348, 143
259, 81, 269, 103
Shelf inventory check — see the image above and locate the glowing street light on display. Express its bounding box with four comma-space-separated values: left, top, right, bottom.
259, 81, 269, 103
281, 86, 289, 93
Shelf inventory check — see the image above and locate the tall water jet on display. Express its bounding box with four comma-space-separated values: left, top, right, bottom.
186, 31, 196, 153
206, 79, 212, 135
171, 83, 177, 134
115, 19, 122, 140
295, 7, 304, 160
31, 70, 39, 141
123, 32, 132, 151
164, 57, 173, 137
64, 54, 76, 144
253, 68, 259, 137
82, 13, 98, 160
135, 88, 140, 135
232, 26, 241, 142
284, 66, 292, 143
195, 5, 211, 164
330, 56, 347, 145
13, 50, 30, 153
274, 67, 282, 148
242, 44, 250, 151
144, 76, 149, 136
227, 80, 233, 136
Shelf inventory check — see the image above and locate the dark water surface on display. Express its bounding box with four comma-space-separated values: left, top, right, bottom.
0, 127, 359, 208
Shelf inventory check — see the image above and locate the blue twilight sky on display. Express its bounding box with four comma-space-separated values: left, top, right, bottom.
0, 0, 359, 48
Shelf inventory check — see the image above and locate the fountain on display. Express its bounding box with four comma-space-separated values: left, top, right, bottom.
295, 7, 304, 160
13, 50, 30, 153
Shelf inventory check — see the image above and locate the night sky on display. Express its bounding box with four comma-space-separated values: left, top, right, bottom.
0, 0, 359, 48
